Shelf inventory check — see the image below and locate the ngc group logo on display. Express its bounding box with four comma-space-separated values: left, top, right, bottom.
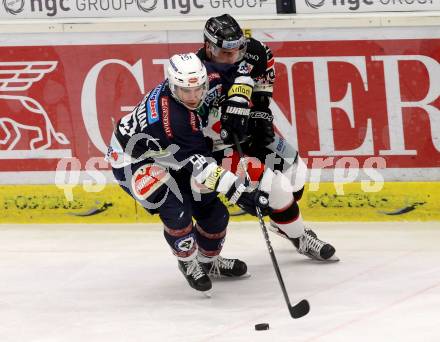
3, 0, 24, 15
136, 0, 157, 12
305, 0, 325, 9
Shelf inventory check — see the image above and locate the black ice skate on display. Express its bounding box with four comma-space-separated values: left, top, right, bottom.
200, 256, 249, 278
290, 228, 339, 262
178, 258, 212, 294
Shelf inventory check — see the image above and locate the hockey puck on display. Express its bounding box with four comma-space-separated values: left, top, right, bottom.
255, 323, 269, 331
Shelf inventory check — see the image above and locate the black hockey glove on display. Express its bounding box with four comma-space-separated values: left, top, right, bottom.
225, 177, 271, 217
248, 107, 275, 147
220, 76, 254, 144
220, 99, 251, 144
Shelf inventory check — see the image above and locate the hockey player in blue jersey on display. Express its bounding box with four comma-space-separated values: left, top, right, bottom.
106, 53, 270, 295
197, 14, 339, 262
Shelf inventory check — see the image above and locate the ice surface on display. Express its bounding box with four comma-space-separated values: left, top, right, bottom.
1, 222, 439, 342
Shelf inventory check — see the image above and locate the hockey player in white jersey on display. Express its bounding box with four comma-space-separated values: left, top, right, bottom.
198, 14, 339, 262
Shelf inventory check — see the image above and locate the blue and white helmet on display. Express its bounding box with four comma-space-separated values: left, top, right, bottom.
166, 53, 209, 110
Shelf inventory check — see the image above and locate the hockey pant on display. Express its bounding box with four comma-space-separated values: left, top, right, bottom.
112, 161, 229, 261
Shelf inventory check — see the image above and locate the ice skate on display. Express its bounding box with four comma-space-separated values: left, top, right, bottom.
290, 228, 339, 262
178, 258, 212, 296
200, 256, 249, 279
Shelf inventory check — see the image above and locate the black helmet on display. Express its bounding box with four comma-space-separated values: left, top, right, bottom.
204, 14, 246, 51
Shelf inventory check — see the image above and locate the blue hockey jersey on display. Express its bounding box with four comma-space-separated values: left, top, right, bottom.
106, 62, 237, 176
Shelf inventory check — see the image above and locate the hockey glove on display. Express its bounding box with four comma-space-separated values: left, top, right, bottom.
225, 177, 271, 217
220, 76, 254, 144
220, 99, 251, 144
248, 107, 275, 147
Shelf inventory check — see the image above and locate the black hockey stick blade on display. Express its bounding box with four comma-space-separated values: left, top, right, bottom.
290, 299, 310, 319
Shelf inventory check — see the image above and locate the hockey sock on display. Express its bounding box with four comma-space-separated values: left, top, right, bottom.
269, 200, 304, 239
194, 223, 227, 259
163, 222, 198, 260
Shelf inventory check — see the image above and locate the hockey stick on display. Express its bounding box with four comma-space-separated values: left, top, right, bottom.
232, 133, 310, 319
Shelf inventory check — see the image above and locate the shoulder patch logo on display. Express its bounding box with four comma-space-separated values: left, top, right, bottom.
147, 83, 163, 124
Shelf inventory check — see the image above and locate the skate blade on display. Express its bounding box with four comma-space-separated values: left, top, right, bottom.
202, 289, 213, 298
325, 255, 340, 262
317, 255, 340, 263
211, 272, 251, 281
298, 250, 340, 263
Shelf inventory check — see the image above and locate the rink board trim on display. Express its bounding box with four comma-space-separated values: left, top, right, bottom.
0, 182, 439, 223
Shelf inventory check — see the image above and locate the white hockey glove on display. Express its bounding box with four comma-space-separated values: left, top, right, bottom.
194, 160, 270, 217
